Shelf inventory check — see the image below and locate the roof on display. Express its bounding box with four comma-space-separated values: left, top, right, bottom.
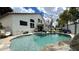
0, 12, 43, 19
9, 12, 42, 15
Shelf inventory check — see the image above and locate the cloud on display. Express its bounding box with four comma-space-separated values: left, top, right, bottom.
43, 7, 65, 20
11, 7, 26, 13
37, 7, 47, 13
44, 7, 55, 13
11, 7, 35, 13
57, 7, 64, 15
26, 8, 35, 13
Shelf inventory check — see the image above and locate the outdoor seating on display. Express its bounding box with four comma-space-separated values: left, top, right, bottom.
63, 29, 71, 33
0, 30, 12, 38
23, 31, 29, 34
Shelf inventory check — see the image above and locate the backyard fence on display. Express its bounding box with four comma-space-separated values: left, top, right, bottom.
63, 23, 79, 34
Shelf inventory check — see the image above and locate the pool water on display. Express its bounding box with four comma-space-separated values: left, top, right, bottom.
10, 33, 71, 51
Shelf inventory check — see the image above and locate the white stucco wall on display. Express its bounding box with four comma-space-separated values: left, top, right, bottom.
0, 13, 45, 35
63, 24, 79, 34
0, 15, 12, 27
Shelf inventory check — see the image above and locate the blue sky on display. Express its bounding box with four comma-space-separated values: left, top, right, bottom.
11, 7, 66, 21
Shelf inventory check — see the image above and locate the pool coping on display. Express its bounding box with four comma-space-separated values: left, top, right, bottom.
10, 32, 75, 40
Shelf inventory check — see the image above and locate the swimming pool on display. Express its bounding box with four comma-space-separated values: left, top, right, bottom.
10, 33, 71, 51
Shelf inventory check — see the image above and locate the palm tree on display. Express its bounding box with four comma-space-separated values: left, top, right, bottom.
58, 19, 65, 29
69, 7, 79, 34
59, 9, 71, 30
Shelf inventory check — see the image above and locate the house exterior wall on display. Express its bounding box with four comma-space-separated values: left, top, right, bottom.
0, 13, 45, 35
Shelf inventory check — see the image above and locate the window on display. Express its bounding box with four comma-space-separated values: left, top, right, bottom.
38, 19, 40, 22
30, 19, 34, 28
20, 20, 27, 26
30, 23, 34, 28
40, 20, 42, 23
30, 19, 34, 22
38, 19, 42, 23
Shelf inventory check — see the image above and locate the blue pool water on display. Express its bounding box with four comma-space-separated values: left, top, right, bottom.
10, 33, 71, 51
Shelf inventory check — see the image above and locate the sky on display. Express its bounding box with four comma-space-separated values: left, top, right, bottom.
11, 7, 66, 21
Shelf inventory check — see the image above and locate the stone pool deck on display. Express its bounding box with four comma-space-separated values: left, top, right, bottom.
0, 36, 16, 51
0, 33, 75, 51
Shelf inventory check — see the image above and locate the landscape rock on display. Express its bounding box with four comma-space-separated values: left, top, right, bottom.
70, 34, 79, 51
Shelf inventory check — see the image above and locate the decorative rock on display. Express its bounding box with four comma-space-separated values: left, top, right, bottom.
58, 41, 66, 46
42, 44, 57, 51
62, 40, 71, 45
70, 34, 79, 51
42, 41, 70, 51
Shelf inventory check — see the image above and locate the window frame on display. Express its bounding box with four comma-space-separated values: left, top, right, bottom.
30, 19, 35, 28
20, 20, 28, 26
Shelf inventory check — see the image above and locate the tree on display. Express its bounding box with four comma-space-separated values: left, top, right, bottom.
59, 10, 71, 30
0, 7, 13, 15
0, 23, 4, 29
58, 19, 65, 28
69, 7, 79, 34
